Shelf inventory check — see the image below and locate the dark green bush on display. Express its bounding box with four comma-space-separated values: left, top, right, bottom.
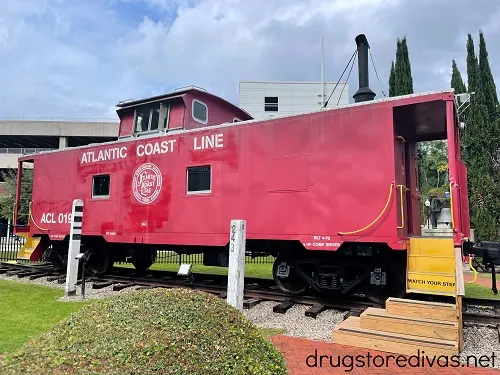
0, 288, 287, 375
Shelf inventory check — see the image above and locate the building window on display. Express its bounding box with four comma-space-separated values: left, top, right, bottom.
192, 99, 208, 124
233, 117, 242, 123
187, 165, 211, 193
92, 175, 110, 198
264, 96, 278, 112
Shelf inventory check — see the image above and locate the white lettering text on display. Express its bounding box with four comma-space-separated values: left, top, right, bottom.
194, 134, 224, 150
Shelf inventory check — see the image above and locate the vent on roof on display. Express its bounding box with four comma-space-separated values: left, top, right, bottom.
174, 85, 207, 93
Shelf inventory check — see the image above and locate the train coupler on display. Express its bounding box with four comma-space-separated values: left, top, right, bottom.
468, 241, 500, 295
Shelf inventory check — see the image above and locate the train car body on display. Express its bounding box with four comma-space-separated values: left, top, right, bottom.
13, 36, 471, 303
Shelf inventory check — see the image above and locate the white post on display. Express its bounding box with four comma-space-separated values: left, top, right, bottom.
6, 218, 10, 240
227, 219, 246, 310
65, 199, 84, 296
321, 35, 325, 107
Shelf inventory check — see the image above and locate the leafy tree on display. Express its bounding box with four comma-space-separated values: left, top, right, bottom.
0, 169, 32, 225
417, 141, 449, 196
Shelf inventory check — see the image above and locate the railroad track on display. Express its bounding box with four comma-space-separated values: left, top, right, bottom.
2, 261, 500, 324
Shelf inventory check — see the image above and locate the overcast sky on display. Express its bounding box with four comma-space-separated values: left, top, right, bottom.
1, 0, 499, 120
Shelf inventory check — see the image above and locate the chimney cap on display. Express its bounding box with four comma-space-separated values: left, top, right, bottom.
355, 34, 370, 49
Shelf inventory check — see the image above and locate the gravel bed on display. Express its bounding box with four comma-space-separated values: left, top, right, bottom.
465, 305, 496, 315
2, 274, 500, 369
0, 274, 139, 301
461, 324, 500, 369
242, 301, 346, 341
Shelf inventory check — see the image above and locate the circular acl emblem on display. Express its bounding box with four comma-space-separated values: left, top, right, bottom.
132, 163, 162, 204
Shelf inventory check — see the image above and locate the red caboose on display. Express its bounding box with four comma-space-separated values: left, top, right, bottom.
14, 35, 471, 303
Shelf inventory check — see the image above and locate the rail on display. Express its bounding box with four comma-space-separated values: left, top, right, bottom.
0, 117, 117, 123
0, 148, 57, 155
338, 182, 394, 235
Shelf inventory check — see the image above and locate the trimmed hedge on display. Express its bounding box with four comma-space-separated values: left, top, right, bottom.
0, 288, 287, 375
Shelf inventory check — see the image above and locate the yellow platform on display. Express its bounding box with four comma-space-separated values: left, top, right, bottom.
406, 237, 456, 296
16, 233, 41, 261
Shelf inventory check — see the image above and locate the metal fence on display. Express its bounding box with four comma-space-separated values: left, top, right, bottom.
0, 224, 274, 265
0, 224, 25, 262
150, 251, 274, 266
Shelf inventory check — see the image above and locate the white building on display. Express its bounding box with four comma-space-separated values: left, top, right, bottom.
239, 81, 349, 120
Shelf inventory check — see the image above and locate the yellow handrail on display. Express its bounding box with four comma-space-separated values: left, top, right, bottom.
468, 256, 477, 284
449, 183, 455, 229
396, 184, 408, 229
29, 201, 49, 231
339, 182, 395, 235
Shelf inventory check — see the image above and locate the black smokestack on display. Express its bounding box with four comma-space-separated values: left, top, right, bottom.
353, 34, 376, 103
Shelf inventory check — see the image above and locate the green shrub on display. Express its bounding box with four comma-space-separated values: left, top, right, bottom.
0, 289, 287, 375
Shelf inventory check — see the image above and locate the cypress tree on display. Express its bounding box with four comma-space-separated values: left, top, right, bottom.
400, 37, 414, 95
450, 59, 467, 94
389, 36, 414, 96
462, 34, 499, 241
466, 34, 478, 93
389, 61, 396, 97
394, 38, 404, 96
478, 31, 499, 120
478, 31, 500, 240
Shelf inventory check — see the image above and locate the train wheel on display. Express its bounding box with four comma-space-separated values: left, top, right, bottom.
131, 249, 157, 273
362, 266, 406, 304
88, 248, 112, 275
272, 257, 309, 295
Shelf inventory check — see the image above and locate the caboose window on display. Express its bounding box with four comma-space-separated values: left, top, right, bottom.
187, 165, 211, 193
92, 175, 110, 198
264, 96, 278, 112
192, 99, 208, 124
134, 103, 163, 134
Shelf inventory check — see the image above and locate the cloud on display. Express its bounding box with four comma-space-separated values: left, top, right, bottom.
0, 0, 499, 119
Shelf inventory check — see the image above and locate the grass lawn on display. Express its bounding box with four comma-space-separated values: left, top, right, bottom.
464, 282, 500, 299
0, 280, 88, 354
116, 261, 274, 280
0, 277, 282, 358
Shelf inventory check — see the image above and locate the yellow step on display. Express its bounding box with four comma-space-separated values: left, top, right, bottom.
408, 254, 455, 274
360, 307, 458, 341
386, 298, 457, 322
332, 316, 458, 357
16, 237, 41, 261
409, 237, 454, 256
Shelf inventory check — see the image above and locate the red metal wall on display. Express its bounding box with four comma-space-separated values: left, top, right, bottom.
27, 100, 407, 251
167, 100, 185, 130
183, 93, 243, 130
118, 112, 134, 137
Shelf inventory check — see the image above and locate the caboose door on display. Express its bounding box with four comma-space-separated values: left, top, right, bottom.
394, 136, 409, 238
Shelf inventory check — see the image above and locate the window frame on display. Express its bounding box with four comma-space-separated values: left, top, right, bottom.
233, 117, 242, 123
91, 174, 111, 199
264, 96, 279, 112
192, 99, 208, 125
186, 165, 212, 195
133, 102, 171, 136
